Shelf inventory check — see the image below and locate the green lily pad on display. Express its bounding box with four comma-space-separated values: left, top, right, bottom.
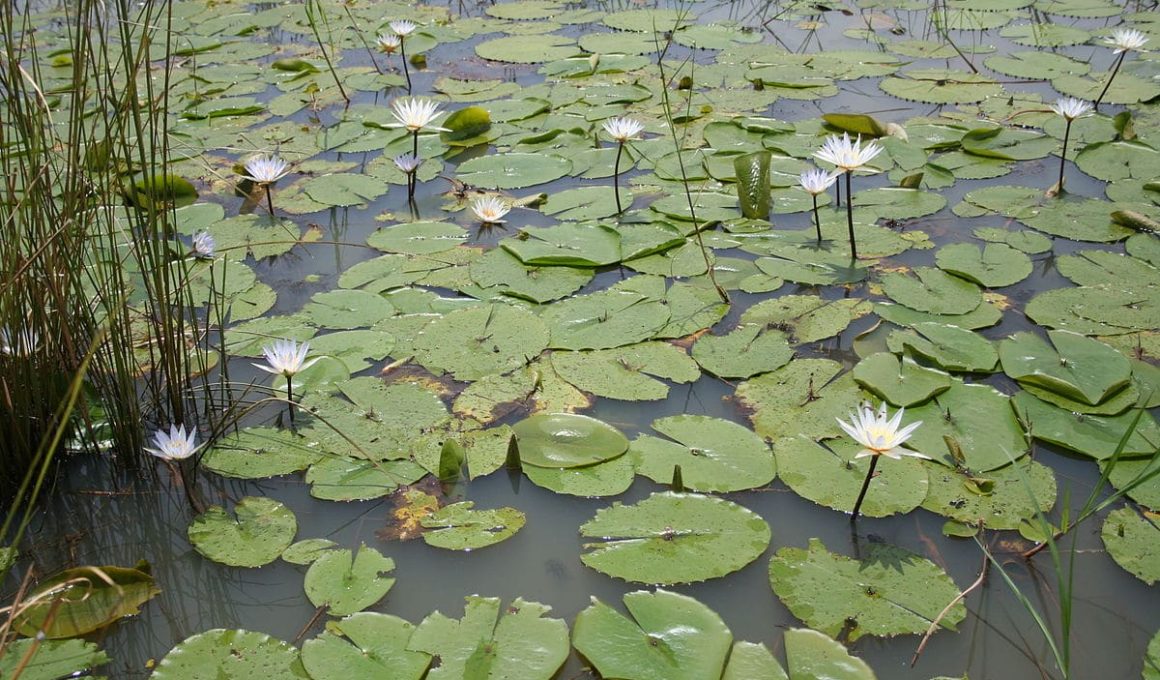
282, 539, 339, 566
692, 324, 794, 379
541, 287, 670, 350
920, 457, 1056, 529
740, 295, 868, 344
551, 342, 700, 401
412, 303, 548, 380
153, 629, 309, 679
973, 226, 1053, 254
0, 638, 109, 680
853, 352, 952, 407
201, 427, 321, 479
886, 323, 999, 373
1105, 456, 1160, 510
935, 242, 1032, 288
13, 564, 160, 639
655, 280, 730, 339
304, 544, 395, 616
999, 330, 1131, 405
1144, 628, 1160, 680
307, 330, 395, 373
470, 248, 593, 303
305, 456, 428, 501
475, 35, 578, 64
737, 358, 864, 442
784, 628, 876, 679
512, 412, 629, 468
1102, 507, 1160, 585
579, 492, 771, 585
187, 497, 297, 568
1020, 197, 1134, 243
879, 69, 1004, 104
1075, 140, 1160, 182
984, 51, 1091, 79
408, 596, 569, 680
301, 613, 431, 680
572, 590, 732, 680
302, 289, 395, 330
769, 538, 965, 642
775, 436, 929, 517
874, 300, 1003, 330
906, 382, 1028, 471
303, 173, 390, 207
420, 502, 526, 550
1025, 286, 1158, 336
880, 267, 982, 315
368, 221, 468, 255
1013, 392, 1160, 460
631, 415, 775, 492
722, 640, 787, 680
1057, 249, 1160, 288
524, 454, 636, 497
457, 152, 571, 188
501, 222, 621, 267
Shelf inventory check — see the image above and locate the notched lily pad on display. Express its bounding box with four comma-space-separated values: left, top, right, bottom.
187, 497, 297, 568
420, 502, 526, 550
512, 412, 629, 468
631, 415, 775, 492
1101, 507, 1160, 586
153, 629, 309, 679
304, 544, 395, 616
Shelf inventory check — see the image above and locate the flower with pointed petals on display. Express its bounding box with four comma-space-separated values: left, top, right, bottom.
1107, 27, 1148, 54
390, 19, 418, 37
837, 402, 927, 460
242, 154, 291, 185
393, 153, 422, 173
191, 231, 215, 260
145, 424, 201, 461
388, 98, 450, 133
799, 168, 839, 195
602, 116, 645, 143
254, 339, 319, 378
376, 33, 401, 54
471, 196, 511, 224
813, 133, 883, 173
1051, 97, 1094, 121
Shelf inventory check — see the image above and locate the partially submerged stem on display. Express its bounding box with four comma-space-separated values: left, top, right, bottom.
850, 454, 879, 522
1056, 119, 1073, 196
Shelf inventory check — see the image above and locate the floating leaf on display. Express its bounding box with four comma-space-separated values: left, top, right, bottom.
886, 323, 999, 373
301, 613, 431, 680
880, 266, 982, 315
1013, 392, 1160, 460
573, 590, 732, 680
551, 342, 700, 401
935, 242, 1032, 288
631, 415, 775, 492
501, 222, 621, 267
1102, 507, 1160, 585
999, 330, 1131, 405
740, 295, 867, 344
13, 564, 160, 639
541, 287, 670, 350
512, 412, 629, 468
304, 544, 395, 616
921, 457, 1056, 529
408, 596, 569, 680
879, 69, 1003, 104
475, 35, 578, 64
769, 538, 965, 641
737, 358, 864, 442
579, 492, 771, 584
457, 152, 571, 189
906, 382, 1027, 471
153, 629, 309, 679
692, 324, 794, 379
853, 353, 952, 407
201, 427, 321, 479
420, 502, 526, 550
303, 173, 390, 207
0, 638, 109, 679
305, 456, 428, 501
368, 222, 468, 255
783, 628, 876, 680
524, 454, 636, 497
187, 497, 297, 568
282, 539, 339, 566
412, 304, 548, 380
470, 248, 593, 303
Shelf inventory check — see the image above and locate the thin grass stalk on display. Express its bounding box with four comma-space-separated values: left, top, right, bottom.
305, 0, 350, 105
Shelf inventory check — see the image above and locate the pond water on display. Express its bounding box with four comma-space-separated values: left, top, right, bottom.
6, 0, 1160, 678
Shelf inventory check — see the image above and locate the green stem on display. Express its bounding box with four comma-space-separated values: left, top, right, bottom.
1057, 119, 1073, 196
1094, 51, 1126, 111
850, 454, 879, 522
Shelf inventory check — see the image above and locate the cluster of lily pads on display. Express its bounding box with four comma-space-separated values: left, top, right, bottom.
6, 0, 1160, 678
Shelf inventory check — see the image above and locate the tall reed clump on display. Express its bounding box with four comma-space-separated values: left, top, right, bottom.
0, 0, 215, 502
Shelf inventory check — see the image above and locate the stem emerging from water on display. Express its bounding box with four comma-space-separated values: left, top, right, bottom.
850, 454, 879, 522
811, 193, 822, 244
399, 38, 412, 92
1094, 51, 1125, 111
1057, 119, 1073, 196
844, 170, 857, 260
613, 141, 624, 214
286, 376, 295, 426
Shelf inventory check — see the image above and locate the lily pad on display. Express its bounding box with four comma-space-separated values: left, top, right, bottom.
475, 35, 578, 64
305, 456, 429, 501
769, 538, 965, 641
551, 342, 700, 401
201, 427, 321, 479
579, 492, 771, 585
1013, 392, 1160, 460
935, 242, 1032, 288
880, 267, 982, 315
784, 628, 876, 680
879, 69, 1004, 104
631, 415, 775, 492
540, 287, 670, 350
457, 152, 571, 189
420, 502, 526, 550
153, 629, 309, 679
524, 454, 636, 497
572, 589, 732, 680
853, 353, 952, 407
13, 564, 160, 639
303, 173, 389, 207
368, 221, 468, 255
0, 638, 109, 679
501, 222, 621, 267
512, 412, 629, 468
412, 303, 548, 380
187, 497, 297, 568
921, 457, 1056, 529
886, 323, 999, 373
301, 613, 431, 680
692, 324, 794, 379
408, 596, 569, 680
999, 330, 1131, 405
737, 358, 864, 442
740, 295, 868, 344
906, 382, 1028, 471
1102, 507, 1160, 585
304, 544, 395, 616
470, 248, 593, 303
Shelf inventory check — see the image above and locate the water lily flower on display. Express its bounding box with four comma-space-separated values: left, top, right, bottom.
1107, 27, 1148, 54
242, 154, 291, 185
387, 21, 419, 89
389, 19, 418, 37
813, 133, 883, 260
376, 33, 401, 54
471, 196, 511, 224
190, 231, 215, 260
388, 97, 449, 133
1051, 97, 1094, 195
1096, 27, 1149, 109
394, 153, 422, 201
799, 168, 838, 244
602, 117, 644, 214
255, 339, 318, 425
145, 424, 201, 461
837, 402, 925, 522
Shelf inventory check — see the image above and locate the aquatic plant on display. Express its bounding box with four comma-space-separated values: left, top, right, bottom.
836, 402, 925, 522
387, 97, 448, 201
1049, 97, 1093, 195
254, 339, 319, 425
389, 20, 419, 92
471, 196, 511, 225
393, 153, 422, 202
241, 155, 291, 215
813, 133, 883, 260
602, 116, 644, 214
144, 425, 201, 461
798, 168, 838, 244
1095, 28, 1148, 109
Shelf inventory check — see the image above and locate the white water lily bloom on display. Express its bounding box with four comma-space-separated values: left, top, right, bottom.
471, 196, 511, 224
837, 402, 927, 460
1107, 27, 1148, 53
254, 339, 319, 378
813, 132, 883, 173
1051, 97, 1094, 121
191, 231, 215, 259
799, 168, 839, 195
388, 98, 450, 132
603, 116, 645, 143
145, 424, 201, 461
242, 154, 291, 185
376, 33, 401, 53
390, 19, 418, 37
393, 153, 422, 173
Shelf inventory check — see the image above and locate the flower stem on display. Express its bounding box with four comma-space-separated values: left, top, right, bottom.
286, 376, 295, 426
409, 131, 419, 201
850, 455, 880, 522
845, 171, 857, 260
613, 141, 624, 214
1094, 51, 1125, 111
811, 194, 822, 244
399, 39, 412, 92
265, 184, 275, 216
1057, 119, 1073, 196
